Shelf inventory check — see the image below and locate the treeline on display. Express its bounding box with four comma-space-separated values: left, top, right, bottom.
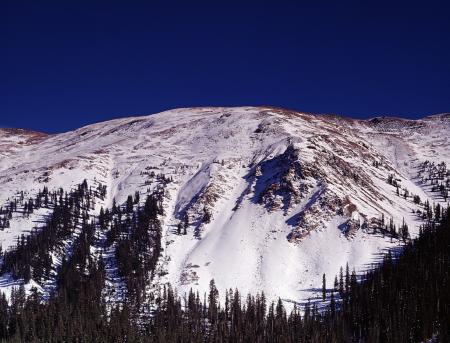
0, 201, 448, 341
0, 179, 166, 342
317, 207, 450, 342
0, 178, 165, 300
0, 212, 108, 342
101, 192, 163, 303
0, 181, 105, 282
418, 160, 449, 201
0, 181, 107, 230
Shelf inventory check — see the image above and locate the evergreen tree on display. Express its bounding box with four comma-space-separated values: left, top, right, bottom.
322, 273, 326, 301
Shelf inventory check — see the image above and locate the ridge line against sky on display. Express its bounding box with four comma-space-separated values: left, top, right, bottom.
1, 107, 448, 135
2, 0, 450, 133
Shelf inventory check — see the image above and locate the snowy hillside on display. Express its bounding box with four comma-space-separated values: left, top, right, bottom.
0, 107, 449, 306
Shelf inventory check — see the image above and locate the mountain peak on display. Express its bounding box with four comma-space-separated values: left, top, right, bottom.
0, 106, 449, 307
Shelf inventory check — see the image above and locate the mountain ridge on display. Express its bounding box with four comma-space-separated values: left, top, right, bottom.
2, 106, 449, 136
0, 106, 449, 307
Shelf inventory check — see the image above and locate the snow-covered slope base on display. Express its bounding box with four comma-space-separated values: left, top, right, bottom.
0, 107, 449, 305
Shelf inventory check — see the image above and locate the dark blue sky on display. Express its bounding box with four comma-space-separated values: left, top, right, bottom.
2, 1, 450, 133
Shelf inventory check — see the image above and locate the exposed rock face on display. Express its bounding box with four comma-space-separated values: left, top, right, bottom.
257, 145, 307, 212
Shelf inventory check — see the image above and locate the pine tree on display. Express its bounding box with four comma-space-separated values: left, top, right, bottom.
322, 273, 326, 301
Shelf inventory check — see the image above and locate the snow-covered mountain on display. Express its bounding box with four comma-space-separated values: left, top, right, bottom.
0, 107, 449, 305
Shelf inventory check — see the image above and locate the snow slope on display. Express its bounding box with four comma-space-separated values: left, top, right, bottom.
0, 107, 448, 305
